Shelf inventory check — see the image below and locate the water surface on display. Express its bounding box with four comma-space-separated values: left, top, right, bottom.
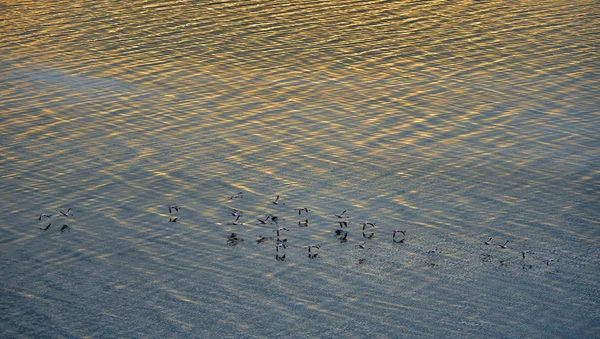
1, 1, 599, 337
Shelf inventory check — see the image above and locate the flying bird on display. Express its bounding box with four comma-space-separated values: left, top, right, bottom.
231, 214, 242, 225
273, 227, 289, 237
392, 230, 406, 238
257, 214, 272, 224
59, 208, 73, 217
334, 210, 349, 218
307, 245, 320, 253
295, 207, 309, 215
229, 192, 243, 199
359, 222, 375, 230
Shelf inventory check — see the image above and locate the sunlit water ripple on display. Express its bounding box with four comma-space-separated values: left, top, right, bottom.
1, 1, 599, 337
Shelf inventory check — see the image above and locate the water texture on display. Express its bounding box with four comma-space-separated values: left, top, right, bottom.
1, 1, 599, 338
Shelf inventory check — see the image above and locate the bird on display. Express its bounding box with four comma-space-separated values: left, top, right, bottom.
276, 243, 288, 252
38, 214, 52, 220
59, 208, 73, 217
339, 232, 348, 243
231, 209, 242, 217
273, 227, 289, 237
256, 235, 273, 244
307, 245, 320, 253
428, 248, 439, 253
484, 237, 494, 245
60, 225, 70, 233
227, 233, 243, 245
39, 223, 51, 231
231, 214, 242, 225
272, 195, 282, 205
295, 207, 309, 215
298, 219, 309, 227
168, 206, 179, 214
499, 241, 510, 249
309, 253, 319, 259
521, 250, 535, 259
544, 258, 557, 265
359, 222, 375, 230
334, 230, 344, 236
276, 254, 286, 261
169, 216, 178, 222
392, 230, 406, 238
229, 192, 243, 199
362, 232, 375, 239
334, 210, 349, 218
357, 242, 367, 249
337, 221, 349, 228
257, 214, 272, 224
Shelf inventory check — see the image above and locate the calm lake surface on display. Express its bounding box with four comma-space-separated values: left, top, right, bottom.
1, 1, 599, 338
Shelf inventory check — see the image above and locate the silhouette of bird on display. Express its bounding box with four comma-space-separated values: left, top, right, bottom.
334, 210, 349, 218
59, 208, 73, 217
359, 222, 375, 230
231, 214, 242, 225
229, 192, 243, 199
227, 233, 243, 245
257, 214, 271, 224
521, 250, 535, 259
256, 235, 273, 244
307, 245, 320, 253
392, 230, 405, 238
168, 205, 179, 214
39, 223, 51, 231
295, 207, 309, 215
339, 232, 348, 243
362, 232, 375, 239
273, 227, 289, 237
38, 214, 51, 220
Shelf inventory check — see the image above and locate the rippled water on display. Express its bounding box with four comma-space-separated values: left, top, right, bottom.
1, 1, 599, 337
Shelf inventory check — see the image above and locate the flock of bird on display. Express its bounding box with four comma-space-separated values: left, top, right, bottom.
162, 191, 559, 267
35, 192, 559, 268
36, 208, 73, 233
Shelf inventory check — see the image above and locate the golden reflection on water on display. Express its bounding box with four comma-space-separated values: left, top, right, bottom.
1, 0, 599, 337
